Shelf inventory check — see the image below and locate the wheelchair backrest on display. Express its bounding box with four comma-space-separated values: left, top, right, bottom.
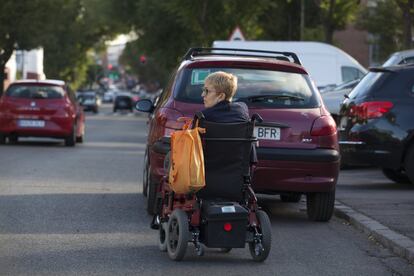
197, 119, 255, 202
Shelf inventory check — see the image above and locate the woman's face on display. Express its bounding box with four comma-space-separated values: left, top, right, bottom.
201, 81, 224, 108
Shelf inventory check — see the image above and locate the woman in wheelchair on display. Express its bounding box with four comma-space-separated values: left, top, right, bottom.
153, 72, 271, 262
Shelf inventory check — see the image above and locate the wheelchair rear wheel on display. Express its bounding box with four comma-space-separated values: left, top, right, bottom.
166, 209, 189, 261
249, 210, 271, 262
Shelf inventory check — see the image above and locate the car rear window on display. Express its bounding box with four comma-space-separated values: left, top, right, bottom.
6, 85, 65, 99
348, 71, 386, 99
174, 68, 319, 108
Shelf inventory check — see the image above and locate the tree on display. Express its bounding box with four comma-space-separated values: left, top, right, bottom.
42, 0, 129, 90
357, 0, 402, 63
395, 0, 414, 49
120, 0, 269, 85
315, 0, 360, 43
0, 0, 56, 94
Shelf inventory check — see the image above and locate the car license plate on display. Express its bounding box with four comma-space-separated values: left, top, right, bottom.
254, 126, 280, 140
18, 120, 45, 128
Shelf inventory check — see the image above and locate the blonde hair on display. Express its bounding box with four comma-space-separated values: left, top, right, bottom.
205, 71, 238, 101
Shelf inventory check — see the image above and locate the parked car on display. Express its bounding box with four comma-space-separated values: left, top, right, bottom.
136, 48, 340, 221
0, 79, 85, 146
113, 93, 133, 112
320, 79, 361, 122
103, 90, 117, 103
338, 64, 414, 184
383, 49, 414, 67
77, 91, 101, 113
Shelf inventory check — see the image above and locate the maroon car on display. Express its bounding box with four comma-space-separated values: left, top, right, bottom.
0, 79, 85, 146
137, 48, 339, 221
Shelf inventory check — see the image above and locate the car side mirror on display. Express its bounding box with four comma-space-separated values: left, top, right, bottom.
135, 99, 154, 113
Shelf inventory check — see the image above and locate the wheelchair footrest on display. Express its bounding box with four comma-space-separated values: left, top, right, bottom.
200, 201, 248, 248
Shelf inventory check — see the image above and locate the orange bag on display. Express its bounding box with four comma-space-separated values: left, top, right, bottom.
169, 119, 206, 194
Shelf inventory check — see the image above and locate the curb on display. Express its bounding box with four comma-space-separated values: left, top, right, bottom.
334, 200, 414, 263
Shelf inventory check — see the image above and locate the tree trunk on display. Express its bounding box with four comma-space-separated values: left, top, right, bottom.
324, 0, 336, 44
397, 0, 414, 49
0, 46, 14, 95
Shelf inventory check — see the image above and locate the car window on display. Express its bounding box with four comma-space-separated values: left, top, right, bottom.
348, 71, 386, 99
341, 66, 365, 83
400, 57, 414, 65
174, 68, 319, 108
6, 85, 65, 99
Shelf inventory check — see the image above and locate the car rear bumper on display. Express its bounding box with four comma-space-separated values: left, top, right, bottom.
339, 141, 401, 168
253, 148, 340, 193
0, 118, 73, 138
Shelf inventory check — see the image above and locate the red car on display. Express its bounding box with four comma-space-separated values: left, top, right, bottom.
137, 48, 339, 221
0, 79, 85, 146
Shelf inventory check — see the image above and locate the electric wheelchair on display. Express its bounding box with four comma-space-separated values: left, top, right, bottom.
151, 113, 271, 262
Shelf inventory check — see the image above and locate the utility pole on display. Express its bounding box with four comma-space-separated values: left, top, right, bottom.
300, 0, 305, 40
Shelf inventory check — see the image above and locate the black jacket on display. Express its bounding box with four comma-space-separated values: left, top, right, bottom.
201, 100, 257, 163
201, 100, 249, 123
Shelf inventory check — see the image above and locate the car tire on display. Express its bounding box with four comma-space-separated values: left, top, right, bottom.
65, 126, 76, 147
404, 145, 414, 184
8, 135, 18, 144
382, 168, 410, 184
113, 107, 117, 113
166, 209, 189, 261
249, 210, 271, 262
143, 150, 150, 197
146, 180, 158, 215
76, 134, 84, 143
280, 193, 301, 202
306, 190, 335, 222
0, 133, 6, 144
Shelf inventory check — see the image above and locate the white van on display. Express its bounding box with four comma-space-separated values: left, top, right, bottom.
212, 41, 367, 88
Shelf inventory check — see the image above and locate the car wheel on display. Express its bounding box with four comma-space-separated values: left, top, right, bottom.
8, 135, 18, 144
146, 180, 158, 215
113, 107, 117, 113
306, 190, 335, 222
166, 209, 189, 261
280, 193, 301, 202
65, 126, 76, 147
0, 133, 6, 144
143, 150, 150, 197
382, 168, 410, 184
76, 134, 84, 143
404, 145, 414, 184
249, 210, 271, 262
93, 108, 98, 114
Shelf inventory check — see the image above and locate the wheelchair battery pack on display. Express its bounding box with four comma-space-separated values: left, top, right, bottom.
201, 202, 248, 248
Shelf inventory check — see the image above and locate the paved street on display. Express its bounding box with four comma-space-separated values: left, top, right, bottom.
1, 105, 414, 275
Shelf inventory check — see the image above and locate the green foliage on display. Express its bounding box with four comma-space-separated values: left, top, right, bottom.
357, 0, 402, 63
0, 0, 57, 93
42, 0, 130, 91
317, 0, 360, 43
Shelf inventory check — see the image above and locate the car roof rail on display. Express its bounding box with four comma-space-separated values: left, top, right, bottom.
183, 47, 302, 65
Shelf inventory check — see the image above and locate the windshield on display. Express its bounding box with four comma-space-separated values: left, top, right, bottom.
175, 68, 319, 108
6, 85, 65, 99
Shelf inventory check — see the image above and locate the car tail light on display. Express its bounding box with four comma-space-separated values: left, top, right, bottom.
349, 101, 393, 120
156, 108, 185, 136
311, 116, 337, 136
223, 222, 232, 232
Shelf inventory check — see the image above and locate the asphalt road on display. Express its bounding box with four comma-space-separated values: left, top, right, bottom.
1, 104, 413, 276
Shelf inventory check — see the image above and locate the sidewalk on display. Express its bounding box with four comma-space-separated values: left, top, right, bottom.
334, 168, 414, 263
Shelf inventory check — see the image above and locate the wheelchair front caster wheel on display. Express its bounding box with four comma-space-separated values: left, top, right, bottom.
159, 222, 167, 252
166, 209, 189, 261
195, 244, 204, 256
249, 210, 271, 262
